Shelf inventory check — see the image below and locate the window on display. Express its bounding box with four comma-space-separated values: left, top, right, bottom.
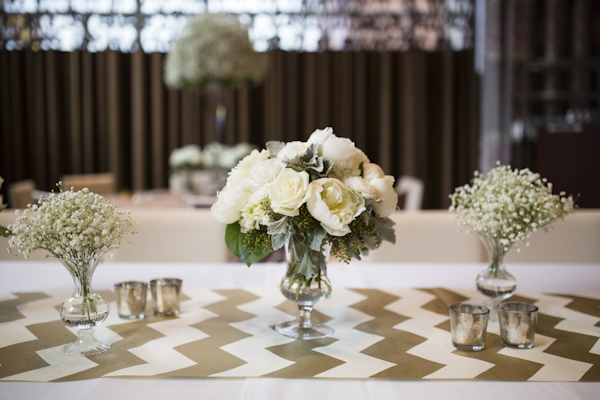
1, 0, 474, 52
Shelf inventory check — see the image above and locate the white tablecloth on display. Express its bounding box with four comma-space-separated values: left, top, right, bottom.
1, 261, 599, 400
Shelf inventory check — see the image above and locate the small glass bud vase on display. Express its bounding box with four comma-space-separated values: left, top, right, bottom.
58, 253, 110, 356
275, 244, 333, 340
476, 234, 516, 320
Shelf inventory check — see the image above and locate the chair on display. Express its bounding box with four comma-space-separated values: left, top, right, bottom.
395, 176, 424, 212
61, 173, 116, 196
7, 179, 36, 209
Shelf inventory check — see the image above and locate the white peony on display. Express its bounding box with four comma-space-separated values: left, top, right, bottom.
362, 163, 385, 181
211, 183, 251, 224
269, 168, 310, 217
306, 178, 366, 236
307, 127, 334, 151
321, 136, 362, 178
370, 176, 398, 218
278, 141, 311, 161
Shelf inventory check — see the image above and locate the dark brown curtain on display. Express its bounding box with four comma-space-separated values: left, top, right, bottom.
0, 49, 478, 209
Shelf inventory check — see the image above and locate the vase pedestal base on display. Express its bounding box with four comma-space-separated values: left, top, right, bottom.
275, 321, 334, 340
63, 329, 110, 356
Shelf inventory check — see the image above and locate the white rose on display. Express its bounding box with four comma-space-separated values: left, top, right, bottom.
306, 178, 365, 236
246, 158, 285, 191
269, 168, 310, 216
210, 183, 251, 224
370, 176, 398, 218
362, 163, 385, 181
344, 176, 377, 199
278, 141, 310, 161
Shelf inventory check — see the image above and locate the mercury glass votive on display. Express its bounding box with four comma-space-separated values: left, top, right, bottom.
150, 278, 182, 316
498, 302, 538, 349
449, 304, 490, 351
114, 281, 148, 320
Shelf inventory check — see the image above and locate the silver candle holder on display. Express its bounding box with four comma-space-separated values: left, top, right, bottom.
449, 304, 490, 351
114, 281, 148, 320
150, 278, 182, 316
498, 302, 538, 349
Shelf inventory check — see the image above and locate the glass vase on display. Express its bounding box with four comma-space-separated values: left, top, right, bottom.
58, 254, 110, 356
476, 234, 516, 319
275, 244, 333, 340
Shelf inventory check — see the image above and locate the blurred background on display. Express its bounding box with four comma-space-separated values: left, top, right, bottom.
1, 0, 599, 210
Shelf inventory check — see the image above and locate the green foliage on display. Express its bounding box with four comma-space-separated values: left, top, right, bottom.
226, 222, 273, 266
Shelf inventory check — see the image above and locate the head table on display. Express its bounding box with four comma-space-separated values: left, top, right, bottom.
0, 260, 599, 400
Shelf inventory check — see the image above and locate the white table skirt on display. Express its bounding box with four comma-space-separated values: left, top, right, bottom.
1, 261, 599, 400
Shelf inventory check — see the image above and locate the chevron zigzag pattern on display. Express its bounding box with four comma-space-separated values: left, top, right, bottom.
0, 287, 599, 382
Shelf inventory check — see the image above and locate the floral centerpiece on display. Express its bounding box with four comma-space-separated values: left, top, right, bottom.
449, 162, 575, 311
164, 13, 266, 92
211, 127, 397, 339
169, 142, 257, 195
8, 184, 137, 356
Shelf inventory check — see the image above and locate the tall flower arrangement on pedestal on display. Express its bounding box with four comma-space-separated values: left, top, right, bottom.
211, 127, 397, 339
164, 13, 266, 92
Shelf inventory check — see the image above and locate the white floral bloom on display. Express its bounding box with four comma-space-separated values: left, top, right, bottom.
247, 158, 285, 191
278, 141, 311, 161
8, 187, 137, 259
307, 127, 335, 151
321, 136, 362, 178
239, 190, 270, 233
269, 168, 310, 217
343, 176, 377, 199
306, 178, 366, 236
362, 163, 385, 181
231, 149, 270, 178
450, 163, 575, 249
369, 176, 398, 218
211, 182, 251, 224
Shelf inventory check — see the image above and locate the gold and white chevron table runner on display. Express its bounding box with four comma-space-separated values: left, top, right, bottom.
1, 287, 599, 382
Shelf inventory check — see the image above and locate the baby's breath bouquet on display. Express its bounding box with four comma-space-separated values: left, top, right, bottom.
8, 184, 137, 356
450, 163, 575, 309
211, 127, 397, 339
8, 185, 136, 259
164, 13, 266, 92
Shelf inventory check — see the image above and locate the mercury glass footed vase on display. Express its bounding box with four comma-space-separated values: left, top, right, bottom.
58, 253, 110, 356
275, 244, 333, 340
476, 234, 516, 319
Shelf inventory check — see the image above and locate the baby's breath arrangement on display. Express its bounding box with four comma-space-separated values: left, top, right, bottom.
164, 13, 267, 92
8, 184, 137, 260
449, 162, 576, 262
